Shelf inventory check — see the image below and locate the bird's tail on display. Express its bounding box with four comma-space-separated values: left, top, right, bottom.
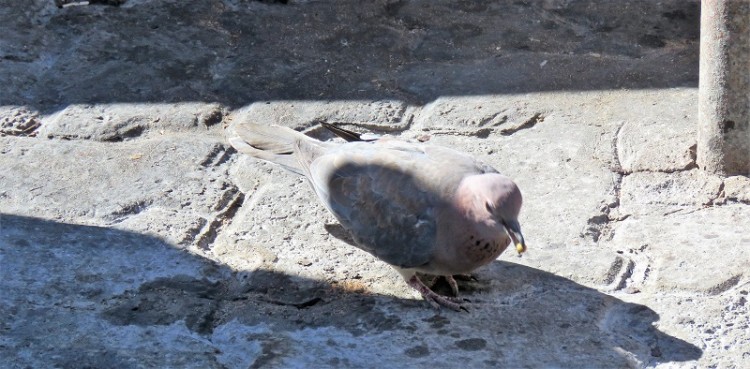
226, 122, 316, 175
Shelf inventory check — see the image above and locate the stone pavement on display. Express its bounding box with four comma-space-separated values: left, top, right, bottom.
1, 1, 748, 368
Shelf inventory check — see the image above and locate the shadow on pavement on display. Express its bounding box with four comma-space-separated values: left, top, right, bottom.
1, 213, 701, 367
1, 1, 699, 112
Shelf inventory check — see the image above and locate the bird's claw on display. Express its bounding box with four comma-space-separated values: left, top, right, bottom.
407, 275, 469, 312
422, 293, 467, 312
452, 274, 478, 282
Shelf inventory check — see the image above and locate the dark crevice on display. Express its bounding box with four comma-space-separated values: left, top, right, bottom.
499, 113, 544, 136
603, 256, 624, 285
199, 144, 234, 167
200, 109, 225, 127
194, 304, 219, 335
261, 296, 323, 309
706, 274, 743, 296
478, 111, 507, 127
474, 127, 493, 139
614, 259, 636, 291
180, 217, 209, 247
708, 180, 726, 206
602, 256, 635, 291
584, 121, 626, 242
684, 143, 699, 171
101, 125, 147, 142
108, 199, 154, 224
196, 190, 245, 250
0, 117, 41, 137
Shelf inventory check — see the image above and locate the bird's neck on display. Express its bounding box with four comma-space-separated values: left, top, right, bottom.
454, 177, 505, 239
455, 178, 489, 221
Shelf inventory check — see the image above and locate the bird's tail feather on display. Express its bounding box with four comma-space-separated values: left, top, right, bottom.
226, 122, 314, 175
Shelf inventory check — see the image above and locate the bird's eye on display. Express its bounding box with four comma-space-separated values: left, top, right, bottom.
485, 202, 493, 213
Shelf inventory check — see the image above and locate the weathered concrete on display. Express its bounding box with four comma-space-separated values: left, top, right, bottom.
616, 116, 697, 174
698, 0, 750, 175
619, 170, 724, 217
0, 135, 240, 248
39, 102, 227, 141
724, 175, 750, 203
2, 1, 749, 368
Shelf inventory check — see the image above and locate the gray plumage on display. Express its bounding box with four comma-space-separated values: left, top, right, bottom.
226, 122, 526, 310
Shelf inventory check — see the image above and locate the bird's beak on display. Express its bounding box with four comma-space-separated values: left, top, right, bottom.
503, 219, 526, 255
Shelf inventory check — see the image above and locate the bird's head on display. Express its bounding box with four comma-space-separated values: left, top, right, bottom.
473, 173, 526, 255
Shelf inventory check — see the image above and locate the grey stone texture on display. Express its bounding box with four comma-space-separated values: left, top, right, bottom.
1, 1, 749, 368
698, 0, 750, 175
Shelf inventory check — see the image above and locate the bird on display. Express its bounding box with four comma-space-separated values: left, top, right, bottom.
226, 121, 526, 311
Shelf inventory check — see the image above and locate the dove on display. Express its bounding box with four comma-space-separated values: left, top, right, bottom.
226, 122, 526, 310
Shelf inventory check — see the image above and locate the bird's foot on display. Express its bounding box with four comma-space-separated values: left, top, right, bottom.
407, 275, 467, 312
452, 274, 479, 282
444, 275, 460, 297
438, 274, 477, 297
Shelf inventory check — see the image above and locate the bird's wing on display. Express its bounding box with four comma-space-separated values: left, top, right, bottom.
304, 140, 490, 269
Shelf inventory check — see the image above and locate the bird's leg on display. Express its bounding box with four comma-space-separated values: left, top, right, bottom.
444, 275, 460, 297
406, 275, 466, 311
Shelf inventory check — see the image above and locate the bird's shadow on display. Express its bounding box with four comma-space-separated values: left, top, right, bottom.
2, 214, 701, 367
325, 220, 701, 366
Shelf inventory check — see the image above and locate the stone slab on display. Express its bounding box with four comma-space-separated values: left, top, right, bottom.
616, 115, 697, 174
619, 170, 724, 217
412, 95, 546, 136
3, 0, 746, 368
723, 175, 750, 203
609, 204, 750, 295
228, 100, 411, 135
0, 214, 233, 369
0, 0, 698, 110
0, 135, 239, 248
38, 103, 226, 141
0, 216, 704, 368
0, 106, 41, 137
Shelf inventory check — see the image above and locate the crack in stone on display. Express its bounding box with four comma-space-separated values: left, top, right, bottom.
260, 296, 323, 309
100, 125, 147, 142
584, 122, 629, 243
303, 112, 415, 141
478, 111, 508, 127
499, 112, 544, 136
707, 180, 727, 205
199, 144, 235, 168
603, 256, 636, 292
107, 199, 154, 224
614, 259, 636, 291
195, 189, 245, 250
706, 274, 743, 296
427, 127, 493, 139
199, 107, 225, 128
180, 217, 209, 247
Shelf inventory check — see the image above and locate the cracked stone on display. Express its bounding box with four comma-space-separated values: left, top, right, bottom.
0, 0, 738, 368
0, 135, 238, 247
0, 105, 41, 137
723, 176, 750, 204
610, 204, 750, 294
413, 96, 545, 136
619, 170, 724, 217
616, 116, 697, 173
39, 103, 227, 141
229, 100, 410, 133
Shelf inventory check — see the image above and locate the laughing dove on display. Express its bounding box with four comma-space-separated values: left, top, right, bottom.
226, 122, 526, 310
